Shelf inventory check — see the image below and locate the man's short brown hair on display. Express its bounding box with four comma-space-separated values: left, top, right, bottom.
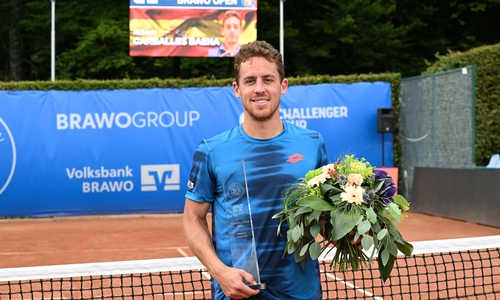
233, 41, 285, 84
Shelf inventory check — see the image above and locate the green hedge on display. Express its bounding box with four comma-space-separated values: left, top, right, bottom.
0, 73, 403, 179
424, 43, 500, 166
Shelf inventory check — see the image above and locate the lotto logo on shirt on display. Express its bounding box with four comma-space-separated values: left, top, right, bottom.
141, 164, 180, 191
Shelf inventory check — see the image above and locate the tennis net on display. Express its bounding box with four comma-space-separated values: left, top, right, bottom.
1, 235, 499, 299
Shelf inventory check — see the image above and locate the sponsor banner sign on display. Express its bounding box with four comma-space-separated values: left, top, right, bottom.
0, 83, 392, 217
129, 0, 257, 57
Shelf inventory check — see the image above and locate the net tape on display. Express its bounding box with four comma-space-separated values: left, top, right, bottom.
1, 235, 499, 299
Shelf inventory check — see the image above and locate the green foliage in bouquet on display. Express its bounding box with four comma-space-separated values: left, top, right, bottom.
273, 154, 413, 282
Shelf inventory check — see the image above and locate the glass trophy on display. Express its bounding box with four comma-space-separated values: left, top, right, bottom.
223, 159, 266, 290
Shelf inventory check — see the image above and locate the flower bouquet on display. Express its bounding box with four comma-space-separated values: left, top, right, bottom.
273, 154, 413, 281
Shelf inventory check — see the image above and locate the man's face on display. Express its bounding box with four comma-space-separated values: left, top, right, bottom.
232, 57, 288, 122
221, 17, 242, 45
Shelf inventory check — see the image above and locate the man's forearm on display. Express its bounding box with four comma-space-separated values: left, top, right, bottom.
183, 214, 226, 273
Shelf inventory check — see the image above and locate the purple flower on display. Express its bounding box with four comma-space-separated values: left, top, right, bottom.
374, 169, 397, 204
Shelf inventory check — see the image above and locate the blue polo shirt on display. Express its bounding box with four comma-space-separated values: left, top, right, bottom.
185, 121, 328, 299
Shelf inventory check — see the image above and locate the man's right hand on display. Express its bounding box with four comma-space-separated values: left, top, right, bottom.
213, 266, 260, 299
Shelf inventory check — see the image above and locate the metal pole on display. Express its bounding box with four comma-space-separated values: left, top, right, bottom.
381, 132, 385, 167
51, 0, 56, 82
279, 0, 284, 63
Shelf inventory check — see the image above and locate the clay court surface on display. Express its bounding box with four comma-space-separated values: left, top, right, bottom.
1, 211, 500, 269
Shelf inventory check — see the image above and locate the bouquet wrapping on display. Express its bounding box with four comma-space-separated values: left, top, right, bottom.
273, 154, 413, 281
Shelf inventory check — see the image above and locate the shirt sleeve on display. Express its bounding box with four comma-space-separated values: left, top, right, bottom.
184, 140, 216, 203
317, 133, 329, 167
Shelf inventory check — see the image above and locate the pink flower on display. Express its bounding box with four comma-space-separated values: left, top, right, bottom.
346, 174, 363, 187
321, 164, 338, 177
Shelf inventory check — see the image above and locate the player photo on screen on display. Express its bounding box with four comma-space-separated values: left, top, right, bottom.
129, 0, 257, 58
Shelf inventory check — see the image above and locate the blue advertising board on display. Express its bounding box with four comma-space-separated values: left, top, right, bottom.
0, 83, 392, 217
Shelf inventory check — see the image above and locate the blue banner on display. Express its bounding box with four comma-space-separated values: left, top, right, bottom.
0, 83, 392, 217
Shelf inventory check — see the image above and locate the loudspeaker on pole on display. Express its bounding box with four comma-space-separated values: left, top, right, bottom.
377, 108, 395, 133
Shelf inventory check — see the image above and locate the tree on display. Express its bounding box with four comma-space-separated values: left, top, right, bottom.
282, 0, 409, 76
1, 0, 500, 81
9, 0, 23, 81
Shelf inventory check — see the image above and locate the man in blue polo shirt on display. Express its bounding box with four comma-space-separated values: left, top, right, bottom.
208, 11, 242, 57
183, 41, 328, 299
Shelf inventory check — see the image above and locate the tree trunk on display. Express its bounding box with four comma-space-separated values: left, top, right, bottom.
9, 1, 23, 81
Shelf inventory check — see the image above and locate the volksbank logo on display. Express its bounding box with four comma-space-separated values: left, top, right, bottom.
66, 164, 180, 193
66, 165, 134, 193
66, 166, 133, 179
0, 118, 16, 195
141, 164, 180, 191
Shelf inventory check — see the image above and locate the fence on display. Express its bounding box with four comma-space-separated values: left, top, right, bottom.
399, 66, 476, 199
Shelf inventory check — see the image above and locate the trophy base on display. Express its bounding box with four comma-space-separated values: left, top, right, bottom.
248, 283, 266, 290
